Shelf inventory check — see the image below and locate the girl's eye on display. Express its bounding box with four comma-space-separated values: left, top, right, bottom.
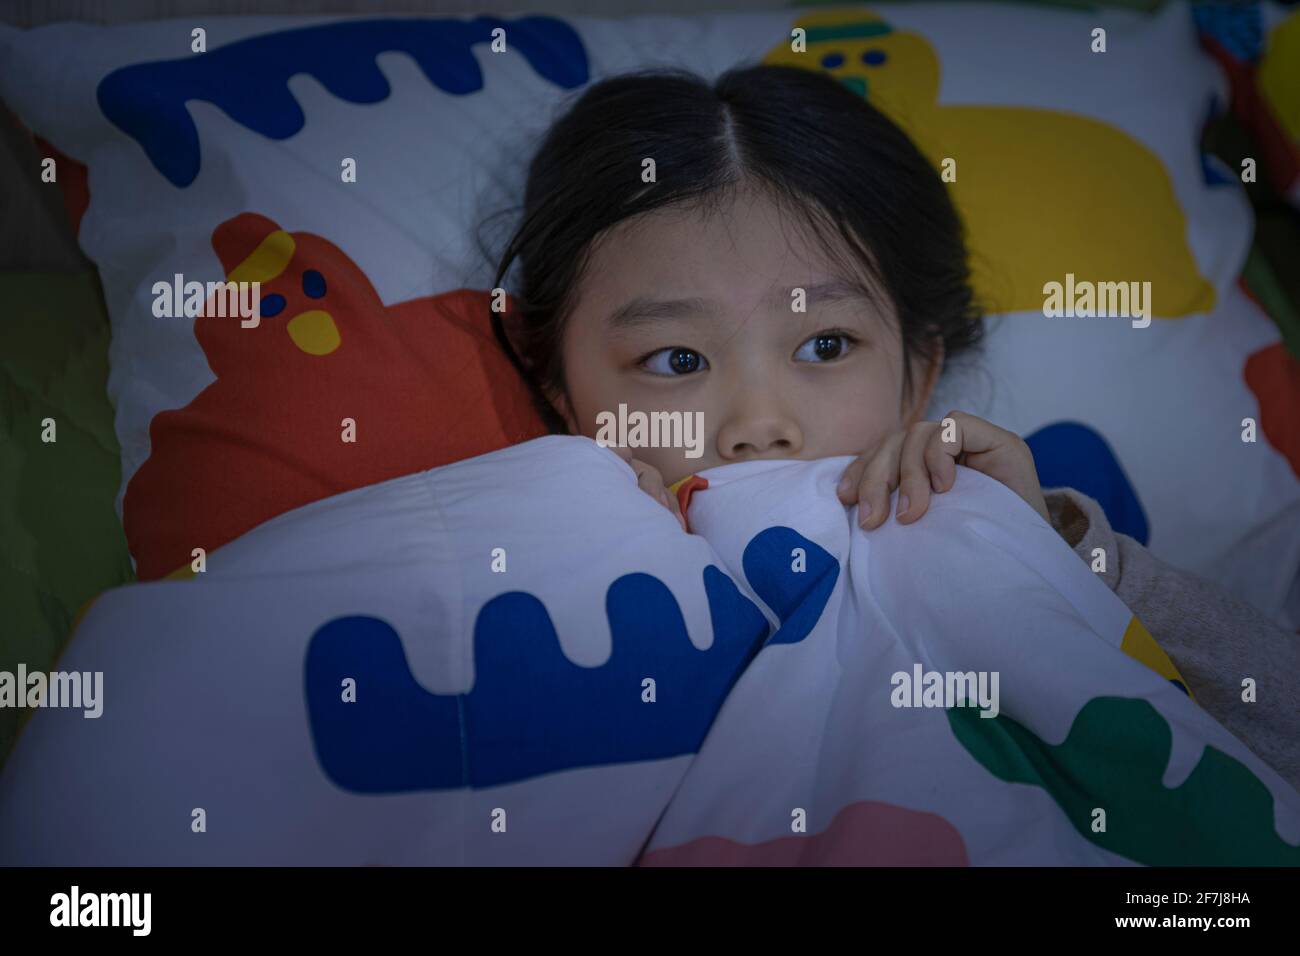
641, 347, 708, 376
794, 332, 855, 363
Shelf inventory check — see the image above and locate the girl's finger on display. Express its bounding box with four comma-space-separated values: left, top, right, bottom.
926, 417, 964, 493
631, 458, 687, 532
942, 411, 1049, 523
836, 453, 869, 504
630, 458, 667, 504
838, 429, 895, 504
895, 421, 940, 524
940, 410, 1014, 466
855, 431, 905, 530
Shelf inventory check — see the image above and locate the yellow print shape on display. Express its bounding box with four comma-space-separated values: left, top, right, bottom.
766, 10, 1216, 317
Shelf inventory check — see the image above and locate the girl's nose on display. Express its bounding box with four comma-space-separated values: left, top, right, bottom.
716, 407, 803, 461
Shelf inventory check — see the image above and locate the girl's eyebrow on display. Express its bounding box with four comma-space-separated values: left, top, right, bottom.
605, 295, 717, 329
606, 280, 871, 329
775, 279, 875, 306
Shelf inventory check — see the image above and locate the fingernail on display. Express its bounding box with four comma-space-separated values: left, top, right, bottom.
931, 474, 942, 492
837, 476, 851, 495
858, 501, 872, 526
897, 495, 910, 517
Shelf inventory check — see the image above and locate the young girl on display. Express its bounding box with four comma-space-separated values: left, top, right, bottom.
490, 65, 1299, 789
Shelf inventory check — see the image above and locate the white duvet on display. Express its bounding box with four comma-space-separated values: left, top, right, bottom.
1, 436, 1297, 865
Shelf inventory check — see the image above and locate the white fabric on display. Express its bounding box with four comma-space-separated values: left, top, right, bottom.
1, 437, 1295, 865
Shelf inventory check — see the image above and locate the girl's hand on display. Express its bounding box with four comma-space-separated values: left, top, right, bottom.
629, 457, 688, 532
836, 410, 1050, 529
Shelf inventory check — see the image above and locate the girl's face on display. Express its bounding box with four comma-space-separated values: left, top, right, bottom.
555, 188, 941, 486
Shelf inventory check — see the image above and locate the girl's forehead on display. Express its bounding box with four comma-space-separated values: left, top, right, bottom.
602, 280, 874, 331
583, 193, 861, 303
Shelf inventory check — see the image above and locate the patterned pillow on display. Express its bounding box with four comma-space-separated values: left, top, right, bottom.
0, 3, 1295, 620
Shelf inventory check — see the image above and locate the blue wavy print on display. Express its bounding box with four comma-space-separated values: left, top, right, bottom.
97, 17, 590, 188
744, 526, 840, 646
305, 527, 839, 792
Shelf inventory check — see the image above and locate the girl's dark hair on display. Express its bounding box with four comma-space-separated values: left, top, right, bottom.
489, 63, 982, 432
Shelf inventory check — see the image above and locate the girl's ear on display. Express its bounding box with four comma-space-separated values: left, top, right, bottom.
498, 305, 577, 434
902, 337, 945, 428
547, 386, 580, 435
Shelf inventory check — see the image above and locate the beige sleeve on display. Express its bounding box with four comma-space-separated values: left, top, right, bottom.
1042, 487, 1300, 794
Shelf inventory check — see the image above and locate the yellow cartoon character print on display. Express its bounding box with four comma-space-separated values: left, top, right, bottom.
765, 10, 1216, 317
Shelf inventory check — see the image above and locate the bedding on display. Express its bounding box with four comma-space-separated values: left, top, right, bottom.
1195, 1, 1300, 352
0, 270, 135, 767
1195, 1, 1300, 209
1, 436, 1295, 865
0, 2, 1298, 626
1258, 6, 1300, 206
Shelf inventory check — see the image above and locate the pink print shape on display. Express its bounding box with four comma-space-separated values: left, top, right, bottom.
638, 800, 969, 866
